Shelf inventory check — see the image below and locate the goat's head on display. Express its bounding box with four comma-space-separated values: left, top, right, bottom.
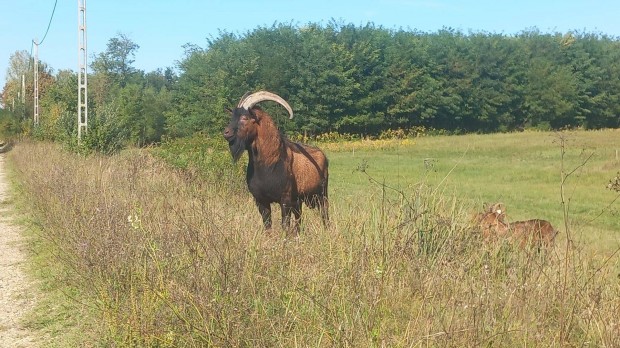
223, 91, 294, 162
478, 210, 509, 238
486, 202, 506, 222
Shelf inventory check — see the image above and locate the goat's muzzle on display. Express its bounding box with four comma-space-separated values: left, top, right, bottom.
223, 127, 235, 144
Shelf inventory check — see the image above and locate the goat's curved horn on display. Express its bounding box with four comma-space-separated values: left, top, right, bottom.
239, 91, 294, 119
237, 91, 252, 108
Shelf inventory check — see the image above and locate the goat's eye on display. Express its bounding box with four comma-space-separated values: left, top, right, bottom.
240, 115, 249, 121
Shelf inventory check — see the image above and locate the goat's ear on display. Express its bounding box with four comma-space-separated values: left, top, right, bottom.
248, 108, 259, 120
225, 107, 233, 114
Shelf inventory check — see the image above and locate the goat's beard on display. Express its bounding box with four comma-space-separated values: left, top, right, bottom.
228, 137, 246, 163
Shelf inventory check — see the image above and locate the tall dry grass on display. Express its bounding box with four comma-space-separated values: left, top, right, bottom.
8, 140, 620, 347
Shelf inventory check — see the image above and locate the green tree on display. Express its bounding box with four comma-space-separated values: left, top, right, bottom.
520, 31, 579, 129
167, 23, 620, 138
335, 23, 391, 134
37, 69, 78, 141
2, 50, 34, 121
167, 34, 258, 137
91, 33, 140, 88
289, 22, 358, 134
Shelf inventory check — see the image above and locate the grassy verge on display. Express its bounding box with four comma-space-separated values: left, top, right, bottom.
7, 130, 620, 346
5, 152, 99, 347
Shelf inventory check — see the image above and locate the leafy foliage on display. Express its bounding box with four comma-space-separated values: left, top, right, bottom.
167, 24, 620, 138
153, 133, 246, 191
2, 25, 620, 153
77, 103, 128, 155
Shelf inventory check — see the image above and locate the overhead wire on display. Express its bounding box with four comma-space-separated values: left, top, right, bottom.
28, 0, 58, 71
34, 0, 59, 46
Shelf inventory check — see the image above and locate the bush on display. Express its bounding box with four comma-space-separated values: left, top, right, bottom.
153, 133, 246, 191
59, 104, 129, 155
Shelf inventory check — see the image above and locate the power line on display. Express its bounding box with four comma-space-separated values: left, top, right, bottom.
29, 0, 58, 126
35, 0, 58, 46
27, 0, 57, 71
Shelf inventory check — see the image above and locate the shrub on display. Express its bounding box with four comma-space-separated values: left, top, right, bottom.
153, 133, 246, 191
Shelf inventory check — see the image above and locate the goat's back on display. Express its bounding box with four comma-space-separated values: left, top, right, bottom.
287, 142, 329, 198
510, 219, 558, 248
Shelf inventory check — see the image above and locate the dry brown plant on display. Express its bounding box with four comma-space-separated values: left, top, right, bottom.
8, 140, 620, 347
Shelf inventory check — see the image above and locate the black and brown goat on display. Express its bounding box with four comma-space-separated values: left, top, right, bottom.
223, 91, 329, 234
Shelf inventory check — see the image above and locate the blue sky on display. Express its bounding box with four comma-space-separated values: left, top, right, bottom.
1, 0, 619, 86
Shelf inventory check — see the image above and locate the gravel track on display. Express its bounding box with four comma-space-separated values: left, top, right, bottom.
0, 154, 40, 347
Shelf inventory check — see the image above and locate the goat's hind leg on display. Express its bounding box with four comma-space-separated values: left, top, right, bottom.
306, 194, 329, 228
318, 196, 329, 228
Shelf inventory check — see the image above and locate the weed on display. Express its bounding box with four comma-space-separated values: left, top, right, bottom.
7, 130, 620, 346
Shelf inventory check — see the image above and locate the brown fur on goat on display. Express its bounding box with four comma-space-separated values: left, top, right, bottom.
509, 219, 559, 249
223, 91, 329, 234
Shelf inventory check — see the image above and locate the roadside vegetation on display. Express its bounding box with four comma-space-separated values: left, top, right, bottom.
2, 19, 619, 347
7, 129, 619, 346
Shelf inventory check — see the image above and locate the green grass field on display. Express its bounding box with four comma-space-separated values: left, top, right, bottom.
326, 129, 620, 255
7, 129, 620, 346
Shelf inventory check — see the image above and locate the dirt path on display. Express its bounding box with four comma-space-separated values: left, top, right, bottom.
0, 154, 40, 347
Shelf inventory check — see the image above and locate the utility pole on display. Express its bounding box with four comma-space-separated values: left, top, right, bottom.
21, 74, 26, 118
21, 75, 25, 103
34, 39, 39, 126
78, 0, 88, 141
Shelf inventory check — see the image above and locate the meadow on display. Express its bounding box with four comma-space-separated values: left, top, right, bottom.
7, 129, 620, 347
326, 129, 620, 254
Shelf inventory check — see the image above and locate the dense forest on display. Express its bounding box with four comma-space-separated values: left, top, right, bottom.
2, 22, 620, 151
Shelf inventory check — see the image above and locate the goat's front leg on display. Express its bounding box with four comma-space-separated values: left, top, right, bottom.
256, 201, 272, 230
281, 201, 302, 236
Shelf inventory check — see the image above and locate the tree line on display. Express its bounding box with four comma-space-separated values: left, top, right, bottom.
2, 22, 620, 151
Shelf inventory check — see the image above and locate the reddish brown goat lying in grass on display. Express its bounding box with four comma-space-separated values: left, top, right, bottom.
474, 203, 559, 250
223, 91, 329, 235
